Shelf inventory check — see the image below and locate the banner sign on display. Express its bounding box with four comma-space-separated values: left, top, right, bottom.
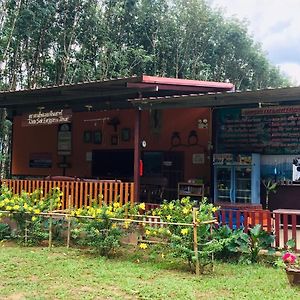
242, 105, 300, 116
216, 106, 300, 155
22, 109, 72, 126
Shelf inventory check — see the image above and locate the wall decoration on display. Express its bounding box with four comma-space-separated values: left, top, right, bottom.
29, 153, 52, 168
150, 109, 162, 135
111, 135, 119, 145
121, 128, 131, 142
83, 131, 92, 143
58, 123, 72, 155
188, 130, 198, 145
171, 131, 181, 147
93, 130, 102, 144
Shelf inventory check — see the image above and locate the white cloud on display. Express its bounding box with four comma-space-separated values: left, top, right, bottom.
278, 63, 300, 86
209, 0, 300, 85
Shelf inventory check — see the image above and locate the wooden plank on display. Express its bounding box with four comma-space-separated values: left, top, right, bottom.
28, 180, 32, 193
244, 211, 249, 233
94, 182, 98, 203
283, 214, 289, 247
84, 182, 88, 207
228, 210, 233, 229
73, 182, 78, 208
104, 182, 108, 205
236, 210, 241, 228
114, 182, 119, 203
124, 183, 129, 206
99, 182, 103, 206
267, 211, 272, 233
65, 181, 70, 209
79, 182, 84, 208
109, 182, 113, 205
274, 213, 280, 248
119, 183, 124, 206
89, 182, 93, 206
130, 183, 134, 205
292, 214, 297, 250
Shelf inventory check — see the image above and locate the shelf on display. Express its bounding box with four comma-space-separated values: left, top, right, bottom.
236, 189, 251, 192
179, 193, 203, 197
178, 182, 204, 199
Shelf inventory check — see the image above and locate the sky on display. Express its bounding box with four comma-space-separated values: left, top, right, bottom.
210, 0, 300, 85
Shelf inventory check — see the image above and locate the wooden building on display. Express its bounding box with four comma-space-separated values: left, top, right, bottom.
0, 75, 233, 206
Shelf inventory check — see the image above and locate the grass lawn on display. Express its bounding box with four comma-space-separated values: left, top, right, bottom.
0, 244, 300, 300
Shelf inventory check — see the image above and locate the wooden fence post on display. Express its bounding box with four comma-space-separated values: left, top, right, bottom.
193, 208, 200, 276
48, 198, 53, 249
67, 195, 71, 248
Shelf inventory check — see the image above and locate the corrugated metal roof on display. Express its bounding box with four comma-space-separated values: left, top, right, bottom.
129, 85, 300, 109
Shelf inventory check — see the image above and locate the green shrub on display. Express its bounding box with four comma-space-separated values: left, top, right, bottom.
0, 222, 11, 240
146, 197, 218, 273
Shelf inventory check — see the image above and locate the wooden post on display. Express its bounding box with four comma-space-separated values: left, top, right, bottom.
133, 108, 141, 203
193, 208, 200, 276
67, 196, 71, 248
25, 219, 28, 246
48, 198, 53, 249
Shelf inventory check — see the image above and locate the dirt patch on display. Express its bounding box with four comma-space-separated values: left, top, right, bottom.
195, 289, 231, 299
72, 284, 140, 300
1, 293, 26, 300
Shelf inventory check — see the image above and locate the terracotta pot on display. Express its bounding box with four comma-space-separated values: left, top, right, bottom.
286, 268, 300, 285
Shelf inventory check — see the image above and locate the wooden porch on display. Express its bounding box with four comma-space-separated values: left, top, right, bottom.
0, 179, 135, 209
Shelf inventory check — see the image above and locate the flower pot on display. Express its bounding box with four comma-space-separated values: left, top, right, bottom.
286, 268, 300, 285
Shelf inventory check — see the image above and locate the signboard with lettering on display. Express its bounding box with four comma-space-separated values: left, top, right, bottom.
58, 123, 72, 156
22, 109, 72, 126
215, 106, 300, 155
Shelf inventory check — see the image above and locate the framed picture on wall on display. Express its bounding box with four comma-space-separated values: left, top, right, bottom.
121, 128, 131, 142
93, 131, 102, 144
83, 131, 92, 143
111, 135, 119, 145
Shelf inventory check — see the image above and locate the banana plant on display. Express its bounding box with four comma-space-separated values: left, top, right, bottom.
262, 179, 278, 210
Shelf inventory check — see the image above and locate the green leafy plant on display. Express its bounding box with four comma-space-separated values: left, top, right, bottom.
247, 224, 275, 263
0, 186, 62, 245
0, 222, 11, 240
262, 179, 278, 209
146, 197, 218, 273
212, 225, 249, 261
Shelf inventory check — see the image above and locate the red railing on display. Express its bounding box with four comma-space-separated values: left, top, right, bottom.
217, 208, 300, 251
0, 179, 135, 209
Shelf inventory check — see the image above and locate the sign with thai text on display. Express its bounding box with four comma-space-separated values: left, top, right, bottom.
216, 106, 300, 155
22, 109, 72, 126
242, 105, 300, 116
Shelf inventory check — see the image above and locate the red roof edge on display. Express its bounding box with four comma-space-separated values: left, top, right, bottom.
141, 75, 235, 91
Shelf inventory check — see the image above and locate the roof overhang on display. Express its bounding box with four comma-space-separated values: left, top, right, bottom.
0, 75, 234, 115
130, 86, 300, 109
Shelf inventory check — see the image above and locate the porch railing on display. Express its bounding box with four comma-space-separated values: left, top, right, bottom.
0, 179, 134, 209
217, 208, 300, 251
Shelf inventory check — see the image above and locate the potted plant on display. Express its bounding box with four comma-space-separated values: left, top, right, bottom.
282, 252, 300, 285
